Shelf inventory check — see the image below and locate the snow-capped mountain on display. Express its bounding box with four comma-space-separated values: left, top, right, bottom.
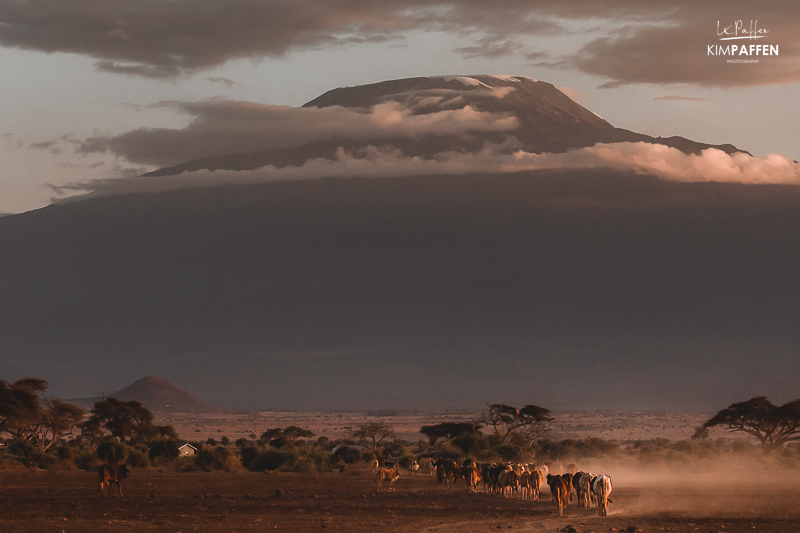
145, 75, 740, 177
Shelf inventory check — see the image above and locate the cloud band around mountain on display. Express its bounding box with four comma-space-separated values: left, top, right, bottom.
63, 142, 800, 199
77, 99, 519, 167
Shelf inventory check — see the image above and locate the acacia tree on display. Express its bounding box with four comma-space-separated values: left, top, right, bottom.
420, 422, 481, 447
6, 398, 84, 451
259, 425, 315, 445
259, 428, 284, 444
81, 397, 167, 445
349, 423, 395, 449
479, 403, 554, 446
0, 378, 48, 434
282, 425, 315, 441
1, 378, 85, 451
703, 396, 800, 454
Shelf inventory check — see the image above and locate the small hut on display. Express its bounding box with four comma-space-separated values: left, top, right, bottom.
178, 443, 198, 456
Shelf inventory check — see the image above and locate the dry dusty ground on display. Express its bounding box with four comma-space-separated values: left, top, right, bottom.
2, 466, 799, 533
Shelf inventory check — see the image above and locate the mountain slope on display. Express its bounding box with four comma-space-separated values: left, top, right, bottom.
110, 376, 226, 413
2, 170, 800, 410
145, 75, 741, 177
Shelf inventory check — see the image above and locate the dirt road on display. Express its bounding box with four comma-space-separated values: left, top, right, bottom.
1, 467, 798, 532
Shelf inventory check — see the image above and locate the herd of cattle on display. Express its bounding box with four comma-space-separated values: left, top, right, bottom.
373, 458, 613, 517
96, 457, 612, 517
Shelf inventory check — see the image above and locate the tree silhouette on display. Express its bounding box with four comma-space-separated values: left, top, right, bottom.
81, 397, 160, 445
479, 403, 554, 445
420, 422, 480, 446
259, 425, 315, 447
349, 423, 395, 449
1, 379, 84, 451
7, 398, 85, 452
282, 425, 315, 441
0, 378, 48, 434
703, 396, 800, 454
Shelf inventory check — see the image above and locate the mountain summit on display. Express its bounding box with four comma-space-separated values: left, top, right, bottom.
145, 75, 740, 177
111, 376, 226, 413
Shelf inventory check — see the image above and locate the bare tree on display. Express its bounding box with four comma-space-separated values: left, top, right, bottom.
703, 396, 800, 454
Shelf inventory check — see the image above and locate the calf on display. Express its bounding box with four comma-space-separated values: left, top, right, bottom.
97, 463, 129, 498
376, 467, 400, 491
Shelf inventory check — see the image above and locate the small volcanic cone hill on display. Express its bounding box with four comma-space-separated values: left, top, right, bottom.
110, 376, 227, 413
145, 75, 742, 177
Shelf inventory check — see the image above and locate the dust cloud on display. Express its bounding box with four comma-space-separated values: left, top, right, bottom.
575, 455, 799, 518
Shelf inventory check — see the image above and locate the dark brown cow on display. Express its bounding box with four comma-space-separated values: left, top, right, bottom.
433, 458, 459, 489
97, 463, 129, 497
561, 472, 573, 503
572, 472, 587, 507
546, 474, 568, 516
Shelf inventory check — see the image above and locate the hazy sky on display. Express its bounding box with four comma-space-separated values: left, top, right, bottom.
1, 1, 799, 214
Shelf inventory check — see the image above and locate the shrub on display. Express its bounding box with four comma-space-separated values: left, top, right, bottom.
6, 440, 36, 457
193, 446, 244, 472
451, 432, 491, 457
494, 443, 523, 462
126, 444, 151, 468
268, 436, 293, 449
428, 449, 462, 462
148, 440, 180, 461
73, 448, 100, 470
56, 446, 74, 461
96, 441, 129, 464
239, 444, 259, 466
247, 449, 298, 472
332, 446, 363, 465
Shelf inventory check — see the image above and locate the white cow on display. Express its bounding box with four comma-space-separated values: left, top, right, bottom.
578, 471, 594, 508
591, 474, 613, 516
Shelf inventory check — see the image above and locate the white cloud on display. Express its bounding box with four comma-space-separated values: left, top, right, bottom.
63, 142, 800, 198
77, 99, 519, 167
